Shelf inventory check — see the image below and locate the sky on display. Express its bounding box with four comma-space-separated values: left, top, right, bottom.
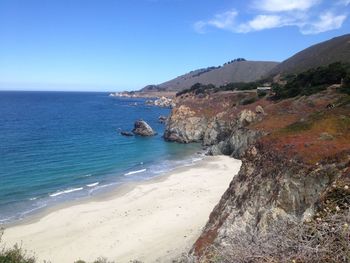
0, 0, 349, 92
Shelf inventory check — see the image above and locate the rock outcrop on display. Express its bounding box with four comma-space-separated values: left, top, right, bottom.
192, 142, 349, 259
132, 120, 157, 136
164, 95, 264, 158
146, 96, 175, 108
158, 115, 168, 124
164, 105, 209, 143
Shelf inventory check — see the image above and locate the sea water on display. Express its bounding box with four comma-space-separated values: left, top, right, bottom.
0, 91, 202, 224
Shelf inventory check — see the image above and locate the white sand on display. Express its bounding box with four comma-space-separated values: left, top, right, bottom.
3, 156, 241, 263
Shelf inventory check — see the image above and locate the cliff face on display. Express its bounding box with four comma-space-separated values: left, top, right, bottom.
166, 89, 350, 262
193, 142, 349, 257
164, 92, 266, 158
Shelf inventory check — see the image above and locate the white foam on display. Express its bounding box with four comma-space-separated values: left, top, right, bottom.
29, 197, 37, 201
50, 187, 84, 197
192, 157, 203, 162
86, 182, 99, 187
124, 169, 147, 176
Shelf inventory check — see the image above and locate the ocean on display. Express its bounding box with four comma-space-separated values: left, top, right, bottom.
0, 91, 202, 224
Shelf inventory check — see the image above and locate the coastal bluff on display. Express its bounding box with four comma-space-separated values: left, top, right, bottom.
164, 86, 350, 262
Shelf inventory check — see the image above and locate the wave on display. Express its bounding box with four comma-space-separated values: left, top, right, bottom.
124, 169, 147, 176
49, 187, 84, 197
86, 182, 99, 187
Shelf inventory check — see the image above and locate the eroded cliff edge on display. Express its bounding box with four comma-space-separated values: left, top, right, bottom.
165, 89, 350, 262
164, 91, 265, 158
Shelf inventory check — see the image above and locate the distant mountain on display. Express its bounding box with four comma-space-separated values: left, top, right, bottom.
142, 60, 279, 92
269, 34, 350, 76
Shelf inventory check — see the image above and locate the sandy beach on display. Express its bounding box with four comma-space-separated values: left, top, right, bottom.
3, 156, 241, 263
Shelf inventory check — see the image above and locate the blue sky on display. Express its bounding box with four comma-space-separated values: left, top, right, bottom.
0, 0, 349, 91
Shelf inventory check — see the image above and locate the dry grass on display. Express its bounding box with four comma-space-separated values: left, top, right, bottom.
177, 211, 350, 263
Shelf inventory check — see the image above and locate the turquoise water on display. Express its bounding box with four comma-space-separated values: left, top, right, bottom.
0, 91, 202, 224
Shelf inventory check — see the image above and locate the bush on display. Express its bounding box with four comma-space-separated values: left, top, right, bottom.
218, 82, 258, 92
340, 75, 350, 95
274, 62, 350, 99
0, 229, 36, 263
178, 210, 350, 263
176, 83, 216, 97
240, 96, 257, 105
257, 91, 267, 98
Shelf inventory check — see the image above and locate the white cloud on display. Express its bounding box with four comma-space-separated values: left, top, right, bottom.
194, 10, 238, 33
300, 11, 347, 34
253, 0, 321, 12
194, 0, 348, 35
238, 15, 284, 32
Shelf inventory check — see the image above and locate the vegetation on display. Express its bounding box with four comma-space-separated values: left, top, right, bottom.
74, 258, 118, 263
216, 82, 258, 92
0, 229, 36, 263
181, 212, 350, 263
273, 62, 350, 99
178, 183, 350, 263
239, 96, 257, 105
176, 81, 264, 97
223, 58, 246, 65
340, 74, 350, 94
191, 67, 221, 78
0, 229, 144, 263
176, 83, 216, 97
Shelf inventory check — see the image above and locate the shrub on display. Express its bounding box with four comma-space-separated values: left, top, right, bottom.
240, 96, 257, 105
257, 91, 267, 98
340, 75, 350, 95
0, 229, 36, 263
176, 83, 216, 97
274, 62, 350, 99
178, 210, 350, 263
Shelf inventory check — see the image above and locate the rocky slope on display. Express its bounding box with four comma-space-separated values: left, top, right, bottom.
192, 142, 349, 262
164, 90, 266, 158
165, 88, 350, 262
142, 61, 279, 93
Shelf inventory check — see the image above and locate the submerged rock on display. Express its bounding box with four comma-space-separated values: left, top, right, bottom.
120, 131, 134, 137
132, 120, 157, 136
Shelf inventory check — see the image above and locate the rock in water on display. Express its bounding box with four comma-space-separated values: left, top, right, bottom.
121, 131, 134, 137
132, 120, 157, 136
158, 115, 168, 124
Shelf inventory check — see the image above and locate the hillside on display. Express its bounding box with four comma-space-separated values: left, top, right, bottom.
165, 80, 350, 262
269, 34, 350, 76
142, 60, 279, 92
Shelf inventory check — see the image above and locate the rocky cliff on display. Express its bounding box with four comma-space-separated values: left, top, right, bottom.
167, 88, 350, 262
164, 91, 266, 158
192, 142, 349, 261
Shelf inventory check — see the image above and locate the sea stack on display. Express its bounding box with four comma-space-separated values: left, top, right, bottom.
132, 120, 157, 136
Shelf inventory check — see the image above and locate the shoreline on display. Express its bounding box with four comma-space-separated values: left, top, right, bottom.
3, 156, 241, 263
1, 148, 205, 227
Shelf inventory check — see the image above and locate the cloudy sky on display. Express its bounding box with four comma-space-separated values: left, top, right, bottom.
0, 0, 349, 91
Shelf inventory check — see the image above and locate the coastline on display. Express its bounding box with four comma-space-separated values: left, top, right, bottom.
3, 155, 241, 263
